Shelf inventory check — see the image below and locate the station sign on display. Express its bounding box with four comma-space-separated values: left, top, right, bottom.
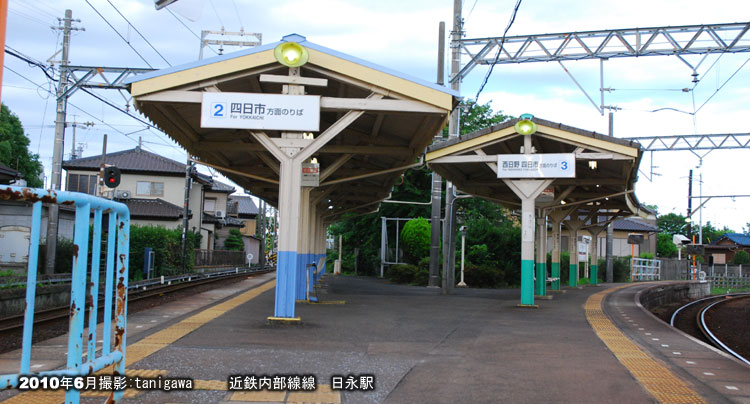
496, 153, 575, 178
301, 163, 320, 187
201, 92, 320, 131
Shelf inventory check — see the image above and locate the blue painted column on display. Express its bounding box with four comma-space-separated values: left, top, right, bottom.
272, 158, 303, 319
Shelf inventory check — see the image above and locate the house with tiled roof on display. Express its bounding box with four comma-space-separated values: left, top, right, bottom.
0, 162, 23, 185
61, 146, 250, 252
704, 233, 750, 264
556, 215, 659, 258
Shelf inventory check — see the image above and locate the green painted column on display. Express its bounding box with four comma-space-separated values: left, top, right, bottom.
590, 264, 598, 285
504, 178, 553, 307
547, 213, 566, 291
535, 216, 546, 296
565, 219, 583, 288
588, 224, 606, 285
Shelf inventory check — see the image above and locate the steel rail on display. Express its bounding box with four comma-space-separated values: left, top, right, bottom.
698, 295, 750, 366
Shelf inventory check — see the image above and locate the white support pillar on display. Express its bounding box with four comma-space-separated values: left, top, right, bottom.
535, 213, 548, 296
564, 218, 584, 288
504, 179, 553, 307
274, 158, 304, 319
296, 187, 312, 300
547, 209, 570, 292
587, 224, 606, 285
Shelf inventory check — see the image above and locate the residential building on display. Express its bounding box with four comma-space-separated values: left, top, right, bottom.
705, 233, 750, 264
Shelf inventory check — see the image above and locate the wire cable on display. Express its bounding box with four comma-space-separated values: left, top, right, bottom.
105, 0, 171, 67
166, 8, 219, 56
694, 54, 750, 114
209, 0, 225, 28
231, 0, 244, 30
84, 0, 154, 68
473, 0, 523, 102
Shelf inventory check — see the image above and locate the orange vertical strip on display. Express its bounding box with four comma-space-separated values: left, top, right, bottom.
0, 0, 8, 104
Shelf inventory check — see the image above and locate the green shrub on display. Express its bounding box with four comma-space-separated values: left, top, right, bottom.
37, 238, 75, 274
656, 232, 678, 258
388, 264, 419, 284
400, 217, 430, 264
129, 225, 201, 278
733, 250, 750, 265
463, 263, 505, 288
224, 229, 244, 251
640, 252, 655, 259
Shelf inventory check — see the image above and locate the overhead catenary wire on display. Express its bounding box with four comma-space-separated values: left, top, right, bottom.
84, 0, 154, 68
4, 51, 182, 156
166, 8, 219, 56
231, 0, 244, 30
473, 0, 523, 102
694, 54, 750, 114
105, 0, 172, 67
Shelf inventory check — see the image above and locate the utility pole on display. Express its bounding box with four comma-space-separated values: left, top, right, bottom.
605, 111, 614, 282
67, 118, 93, 159
429, 21, 446, 288
442, 0, 462, 294
181, 155, 193, 270
46, 10, 83, 275
258, 199, 266, 268
687, 169, 693, 241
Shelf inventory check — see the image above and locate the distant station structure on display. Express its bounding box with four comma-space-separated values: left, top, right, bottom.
426, 116, 652, 306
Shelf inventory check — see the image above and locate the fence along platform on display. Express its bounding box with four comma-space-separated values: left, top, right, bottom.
0, 186, 130, 404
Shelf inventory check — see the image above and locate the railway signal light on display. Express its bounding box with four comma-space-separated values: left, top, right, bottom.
103, 166, 121, 188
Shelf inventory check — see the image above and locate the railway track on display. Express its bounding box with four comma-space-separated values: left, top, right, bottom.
670, 293, 750, 365
0, 267, 274, 353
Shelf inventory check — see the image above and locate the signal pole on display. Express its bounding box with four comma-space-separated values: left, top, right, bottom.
46, 10, 83, 275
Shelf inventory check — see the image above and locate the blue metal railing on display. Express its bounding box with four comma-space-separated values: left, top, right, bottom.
0, 186, 130, 404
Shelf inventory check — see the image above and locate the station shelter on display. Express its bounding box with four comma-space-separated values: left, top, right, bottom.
426, 116, 654, 307
125, 34, 458, 321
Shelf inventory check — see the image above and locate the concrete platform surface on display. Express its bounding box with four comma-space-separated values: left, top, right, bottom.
1, 275, 748, 404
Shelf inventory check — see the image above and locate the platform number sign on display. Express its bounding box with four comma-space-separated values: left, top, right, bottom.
496, 153, 576, 178
201, 92, 320, 131
212, 103, 225, 118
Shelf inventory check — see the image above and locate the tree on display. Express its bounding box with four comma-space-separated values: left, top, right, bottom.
699, 221, 735, 245
657, 212, 693, 236
400, 217, 430, 264
442, 99, 511, 137
224, 229, 245, 251
329, 99, 512, 279
0, 104, 43, 187
733, 250, 750, 265
656, 233, 678, 258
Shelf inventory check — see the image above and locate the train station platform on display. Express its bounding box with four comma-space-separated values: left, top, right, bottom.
1, 274, 748, 404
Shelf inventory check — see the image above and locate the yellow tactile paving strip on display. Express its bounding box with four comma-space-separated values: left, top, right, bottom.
1, 280, 276, 404
228, 384, 341, 404
585, 285, 709, 404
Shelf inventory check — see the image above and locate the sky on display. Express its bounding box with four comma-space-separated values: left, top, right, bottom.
3, 0, 750, 236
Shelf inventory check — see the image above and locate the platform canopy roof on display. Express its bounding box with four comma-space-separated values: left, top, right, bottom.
126, 34, 457, 221
426, 117, 653, 222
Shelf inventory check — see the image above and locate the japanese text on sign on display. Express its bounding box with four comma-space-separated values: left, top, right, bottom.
496, 153, 576, 178
201, 92, 320, 131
